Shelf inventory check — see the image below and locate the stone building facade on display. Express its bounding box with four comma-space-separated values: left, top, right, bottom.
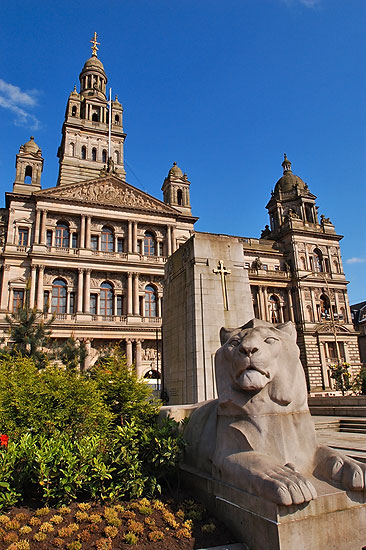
0, 42, 197, 374
242, 154, 360, 391
0, 38, 360, 392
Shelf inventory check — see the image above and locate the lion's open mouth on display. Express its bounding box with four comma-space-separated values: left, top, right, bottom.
237, 365, 270, 379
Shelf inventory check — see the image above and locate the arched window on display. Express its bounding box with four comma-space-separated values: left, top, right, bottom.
269, 294, 280, 323
144, 231, 155, 256
55, 222, 69, 248
24, 165, 32, 184
114, 114, 120, 124
92, 112, 99, 122
333, 260, 339, 274
51, 279, 67, 314
102, 149, 107, 163
319, 293, 330, 320
313, 248, 323, 273
70, 142, 75, 157
114, 150, 120, 164
100, 282, 113, 316
92, 147, 97, 161
145, 285, 157, 317
177, 189, 183, 205
81, 146, 87, 160
101, 226, 114, 252
71, 106, 77, 117
300, 256, 306, 270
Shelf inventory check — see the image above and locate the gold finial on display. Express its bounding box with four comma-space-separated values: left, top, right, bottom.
90, 32, 100, 57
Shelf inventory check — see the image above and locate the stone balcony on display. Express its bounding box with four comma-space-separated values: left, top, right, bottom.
42, 313, 162, 326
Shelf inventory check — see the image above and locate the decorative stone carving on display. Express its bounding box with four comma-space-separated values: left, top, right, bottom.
36, 177, 175, 213
44, 269, 76, 285
184, 319, 366, 506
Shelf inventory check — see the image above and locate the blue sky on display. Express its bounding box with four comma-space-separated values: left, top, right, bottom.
0, 0, 365, 303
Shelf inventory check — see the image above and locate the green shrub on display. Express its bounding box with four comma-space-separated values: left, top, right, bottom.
0, 356, 113, 438
89, 348, 160, 427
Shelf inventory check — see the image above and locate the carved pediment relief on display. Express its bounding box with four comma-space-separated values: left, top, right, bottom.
36, 176, 177, 214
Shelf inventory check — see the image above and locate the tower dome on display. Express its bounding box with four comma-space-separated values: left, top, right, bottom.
168, 162, 183, 178
274, 153, 306, 195
23, 136, 40, 154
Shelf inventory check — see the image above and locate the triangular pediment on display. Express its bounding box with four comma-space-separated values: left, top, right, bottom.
35, 175, 179, 214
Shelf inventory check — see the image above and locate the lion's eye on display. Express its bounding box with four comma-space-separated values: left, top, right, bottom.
229, 340, 240, 347
264, 337, 279, 344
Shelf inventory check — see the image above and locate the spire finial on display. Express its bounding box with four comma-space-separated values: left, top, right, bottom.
90, 32, 100, 57
282, 152, 292, 173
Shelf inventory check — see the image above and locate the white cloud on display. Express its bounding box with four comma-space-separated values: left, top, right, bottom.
281, 0, 321, 7
0, 79, 40, 130
346, 257, 366, 264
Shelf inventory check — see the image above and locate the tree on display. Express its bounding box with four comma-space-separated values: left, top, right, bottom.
57, 336, 87, 371
4, 286, 54, 367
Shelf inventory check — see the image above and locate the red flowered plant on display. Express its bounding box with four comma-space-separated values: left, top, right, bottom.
0, 434, 9, 447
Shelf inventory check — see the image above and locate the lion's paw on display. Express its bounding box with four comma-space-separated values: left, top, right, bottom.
325, 453, 366, 491
255, 463, 317, 506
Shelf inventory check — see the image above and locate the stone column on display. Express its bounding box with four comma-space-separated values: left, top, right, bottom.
39, 210, 47, 245
84, 269, 90, 313
36, 265, 44, 311
262, 287, 268, 321
167, 226, 172, 256
34, 209, 41, 244
133, 222, 137, 253
126, 339, 133, 366
80, 215, 86, 249
29, 265, 37, 308
133, 273, 139, 315
135, 339, 143, 377
85, 216, 91, 249
127, 273, 133, 314
158, 296, 162, 317
156, 239, 161, 256
171, 227, 176, 253
77, 268, 84, 313
7, 209, 15, 244
0, 265, 11, 311
334, 290, 340, 317
287, 288, 294, 322
128, 221, 132, 252
310, 289, 317, 322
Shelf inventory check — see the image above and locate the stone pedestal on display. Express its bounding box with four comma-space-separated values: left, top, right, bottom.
181, 464, 366, 550
163, 233, 253, 405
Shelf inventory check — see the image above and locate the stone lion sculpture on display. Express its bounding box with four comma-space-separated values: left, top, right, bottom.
183, 319, 366, 506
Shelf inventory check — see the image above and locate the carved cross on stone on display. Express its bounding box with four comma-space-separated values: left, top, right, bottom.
213, 260, 231, 311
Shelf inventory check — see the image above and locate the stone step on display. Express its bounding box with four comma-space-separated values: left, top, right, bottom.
310, 406, 366, 417
339, 427, 366, 434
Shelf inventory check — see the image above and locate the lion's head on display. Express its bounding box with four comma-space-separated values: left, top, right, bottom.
215, 319, 308, 414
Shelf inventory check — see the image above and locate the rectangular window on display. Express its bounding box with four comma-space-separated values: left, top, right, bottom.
326, 342, 345, 362
18, 228, 29, 246
159, 242, 163, 256
117, 238, 124, 252
263, 264, 268, 271
72, 233, 78, 249
69, 292, 76, 314
13, 289, 24, 311
91, 235, 98, 251
274, 265, 280, 271
117, 295, 123, 316
90, 294, 97, 315
46, 230, 52, 247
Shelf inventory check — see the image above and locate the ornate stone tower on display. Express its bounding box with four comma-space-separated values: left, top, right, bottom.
161, 162, 192, 216
13, 136, 44, 194
57, 33, 126, 186
264, 154, 358, 389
